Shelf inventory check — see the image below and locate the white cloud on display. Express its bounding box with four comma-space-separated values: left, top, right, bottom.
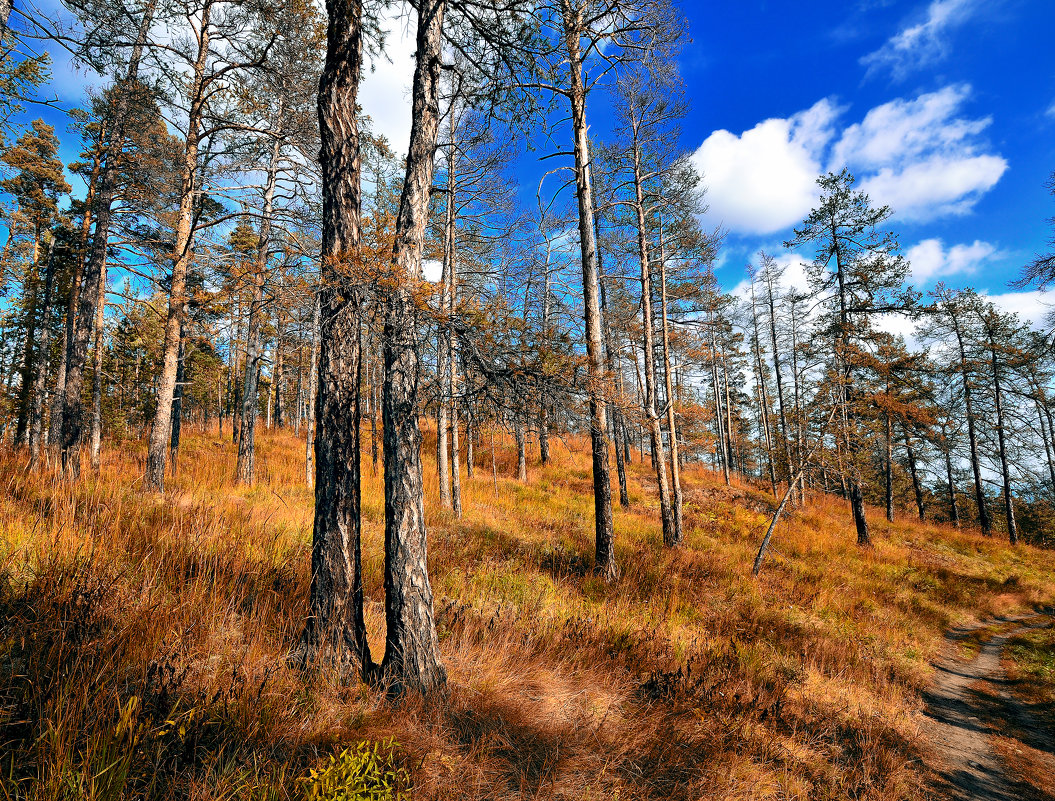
691, 100, 839, 235
859, 153, 1006, 221
1046, 101, 1055, 120
360, 11, 416, 152
984, 290, 1055, 328
831, 85, 986, 169
693, 84, 1005, 234
905, 238, 996, 284
831, 86, 1007, 220
861, 0, 977, 81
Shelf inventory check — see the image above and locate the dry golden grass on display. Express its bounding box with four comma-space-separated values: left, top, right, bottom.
1, 424, 1053, 800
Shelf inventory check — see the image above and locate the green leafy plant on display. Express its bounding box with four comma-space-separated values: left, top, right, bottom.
297, 740, 410, 801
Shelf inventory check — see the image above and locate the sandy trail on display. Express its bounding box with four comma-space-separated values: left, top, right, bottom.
923, 614, 1050, 800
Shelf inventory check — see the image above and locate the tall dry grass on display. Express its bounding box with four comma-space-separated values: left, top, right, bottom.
0, 424, 1052, 799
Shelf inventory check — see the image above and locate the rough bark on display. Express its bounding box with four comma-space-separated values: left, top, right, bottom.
380, 0, 447, 695
294, 0, 372, 680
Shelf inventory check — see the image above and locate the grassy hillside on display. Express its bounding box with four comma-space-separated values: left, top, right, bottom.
0, 427, 1052, 800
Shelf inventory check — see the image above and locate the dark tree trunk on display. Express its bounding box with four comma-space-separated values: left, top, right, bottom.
379, 0, 447, 695
985, 324, 1017, 545
885, 413, 894, 522
944, 444, 960, 528
294, 0, 371, 680
169, 329, 186, 475
950, 318, 991, 535
903, 429, 925, 521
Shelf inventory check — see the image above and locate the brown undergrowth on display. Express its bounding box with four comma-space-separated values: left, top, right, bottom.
0, 427, 1053, 799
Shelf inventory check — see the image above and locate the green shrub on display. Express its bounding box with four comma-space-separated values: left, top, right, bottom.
297, 740, 409, 801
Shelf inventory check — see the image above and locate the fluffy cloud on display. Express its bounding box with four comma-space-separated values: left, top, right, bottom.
692, 84, 1005, 235
691, 101, 838, 235
360, 12, 416, 151
834, 86, 1007, 220
860, 154, 1006, 221
905, 238, 996, 284
861, 0, 978, 81
985, 290, 1055, 329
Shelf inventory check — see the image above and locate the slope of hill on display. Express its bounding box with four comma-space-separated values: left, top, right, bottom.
0, 429, 1052, 800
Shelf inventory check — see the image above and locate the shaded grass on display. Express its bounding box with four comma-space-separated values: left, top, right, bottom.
0, 424, 1052, 799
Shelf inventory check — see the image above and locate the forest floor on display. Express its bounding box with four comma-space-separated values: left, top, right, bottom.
0, 426, 1054, 800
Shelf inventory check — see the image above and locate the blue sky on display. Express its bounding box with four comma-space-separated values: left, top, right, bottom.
673, 0, 1055, 322
22, 0, 1055, 323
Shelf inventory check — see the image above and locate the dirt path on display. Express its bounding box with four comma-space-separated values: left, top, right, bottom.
923, 614, 1048, 800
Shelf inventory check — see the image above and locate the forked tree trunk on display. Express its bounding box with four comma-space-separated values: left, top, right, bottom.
562, 0, 615, 580
380, 0, 447, 694
294, 0, 371, 680
61, 0, 156, 477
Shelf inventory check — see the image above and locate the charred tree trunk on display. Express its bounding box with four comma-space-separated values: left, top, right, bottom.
294, 0, 371, 680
